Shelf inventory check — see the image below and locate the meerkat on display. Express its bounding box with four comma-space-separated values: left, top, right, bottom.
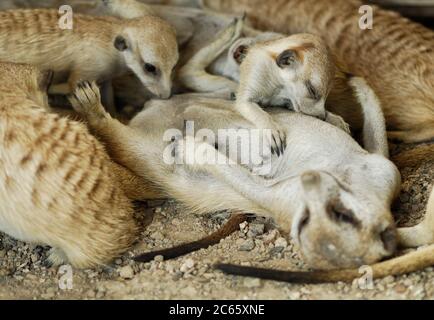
0, 8, 179, 115
190, 0, 434, 143
67, 74, 399, 270
217, 144, 434, 282
217, 183, 434, 283
0, 62, 163, 269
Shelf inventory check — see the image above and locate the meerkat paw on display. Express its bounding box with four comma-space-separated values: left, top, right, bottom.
68, 81, 109, 125
263, 126, 286, 158
325, 112, 351, 134
45, 248, 68, 268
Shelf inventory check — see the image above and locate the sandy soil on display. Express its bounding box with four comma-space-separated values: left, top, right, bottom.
1, 0, 433, 301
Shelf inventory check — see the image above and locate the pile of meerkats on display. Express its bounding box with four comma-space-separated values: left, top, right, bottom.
0, 0, 433, 284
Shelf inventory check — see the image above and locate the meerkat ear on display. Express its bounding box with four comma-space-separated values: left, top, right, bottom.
114, 35, 129, 51
301, 171, 321, 192
233, 44, 249, 64
276, 49, 297, 68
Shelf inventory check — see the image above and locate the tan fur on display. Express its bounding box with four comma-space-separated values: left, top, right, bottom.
0, 9, 178, 99
199, 0, 434, 143
68, 78, 400, 270
0, 62, 162, 268
218, 144, 434, 282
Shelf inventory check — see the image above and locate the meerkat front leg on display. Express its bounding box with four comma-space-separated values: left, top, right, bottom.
324, 111, 351, 134
178, 17, 243, 96
181, 140, 279, 205
179, 139, 290, 230
235, 100, 286, 157
68, 81, 161, 181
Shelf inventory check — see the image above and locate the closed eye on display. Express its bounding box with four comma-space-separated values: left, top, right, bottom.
306, 80, 321, 101
326, 200, 361, 228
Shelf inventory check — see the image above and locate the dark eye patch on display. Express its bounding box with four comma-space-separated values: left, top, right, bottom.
306, 80, 321, 101
326, 199, 361, 228
276, 49, 297, 68
144, 63, 157, 75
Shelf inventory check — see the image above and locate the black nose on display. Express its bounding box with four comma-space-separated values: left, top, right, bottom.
380, 226, 397, 254
283, 98, 294, 110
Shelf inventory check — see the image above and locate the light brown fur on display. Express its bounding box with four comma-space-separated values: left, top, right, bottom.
199, 0, 434, 143
0, 62, 162, 268
218, 144, 434, 282
0, 9, 178, 100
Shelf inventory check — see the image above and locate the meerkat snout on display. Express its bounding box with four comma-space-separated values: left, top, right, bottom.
114, 16, 179, 99
292, 170, 397, 270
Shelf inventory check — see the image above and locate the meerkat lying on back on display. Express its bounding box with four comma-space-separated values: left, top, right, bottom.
0, 62, 162, 268
68, 74, 398, 270
0, 9, 179, 113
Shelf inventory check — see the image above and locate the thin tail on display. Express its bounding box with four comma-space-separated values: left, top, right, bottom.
216, 242, 434, 283
134, 214, 248, 262
349, 77, 389, 158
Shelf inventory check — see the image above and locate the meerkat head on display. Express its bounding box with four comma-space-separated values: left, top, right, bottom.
223, 32, 282, 82
289, 171, 397, 270
114, 16, 179, 99
237, 34, 335, 120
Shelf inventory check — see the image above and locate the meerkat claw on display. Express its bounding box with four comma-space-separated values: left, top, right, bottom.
68, 81, 108, 123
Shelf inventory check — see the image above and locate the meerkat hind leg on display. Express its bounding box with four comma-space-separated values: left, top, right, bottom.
178, 17, 243, 95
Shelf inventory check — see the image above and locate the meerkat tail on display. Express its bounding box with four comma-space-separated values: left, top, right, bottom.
216, 243, 434, 283
348, 76, 389, 158
134, 213, 248, 262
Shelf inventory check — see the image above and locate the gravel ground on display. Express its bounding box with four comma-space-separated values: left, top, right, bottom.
1, 0, 433, 301
0, 142, 433, 300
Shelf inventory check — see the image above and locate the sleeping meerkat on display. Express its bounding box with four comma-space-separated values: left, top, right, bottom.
0, 8, 179, 113
191, 0, 434, 143
68, 75, 399, 270
0, 62, 162, 269
217, 183, 434, 283
100, 0, 363, 132
99, 0, 355, 155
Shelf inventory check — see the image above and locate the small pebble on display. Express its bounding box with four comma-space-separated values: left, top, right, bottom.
238, 239, 255, 251
394, 284, 407, 294
275, 237, 288, 248
150, 231, 164, 241
243, 277, 261, 288
180, 259, 195, 273
119, 265, 135, 280
154, 255, 164, 263
247, 224, 265, 238
263, 229, 279, 244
